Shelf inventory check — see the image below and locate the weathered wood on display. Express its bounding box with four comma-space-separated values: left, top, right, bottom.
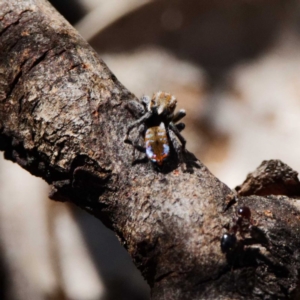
236, 159, 300, 197
1, 1, 300, 299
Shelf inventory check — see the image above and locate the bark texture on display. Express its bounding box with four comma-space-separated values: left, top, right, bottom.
1, 1, 300, 299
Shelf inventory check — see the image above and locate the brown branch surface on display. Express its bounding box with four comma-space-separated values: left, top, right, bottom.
1, 1, 300, 299
236, 159, 300, 197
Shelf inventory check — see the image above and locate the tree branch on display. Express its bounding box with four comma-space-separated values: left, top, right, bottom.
1, 1, 300, 299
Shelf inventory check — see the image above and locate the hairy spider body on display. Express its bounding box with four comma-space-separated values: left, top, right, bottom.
125, 91, 186, 165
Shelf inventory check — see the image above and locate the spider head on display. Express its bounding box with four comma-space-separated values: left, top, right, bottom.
150, 92, 177, 115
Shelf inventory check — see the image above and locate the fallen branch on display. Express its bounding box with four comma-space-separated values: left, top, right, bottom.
1, 1, 300, 299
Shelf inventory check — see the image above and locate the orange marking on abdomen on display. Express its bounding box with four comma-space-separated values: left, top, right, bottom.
145, 124, 169, 164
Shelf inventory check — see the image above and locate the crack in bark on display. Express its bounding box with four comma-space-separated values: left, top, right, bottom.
69, 63, 82, 71
5, 67, 23, 100
18, 95, 25, 114
155, 271, 175, 283
0, 10, 13, 21
0, 9, 32, 37
5, 56, 32, 101
26, 48, 53, 74
30, 99, 40, 114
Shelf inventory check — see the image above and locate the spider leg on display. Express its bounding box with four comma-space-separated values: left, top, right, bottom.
141, 95, 151, 108
172, 109, 186, 123
169, 122, 186, 151
124, 111, 152, 143
168, 128, 184, 165
176, 122, 185, 132
132, 124, 146, 159
127, 100, 146, 118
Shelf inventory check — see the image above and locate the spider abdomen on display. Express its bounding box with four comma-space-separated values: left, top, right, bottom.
145, 122, 169, 165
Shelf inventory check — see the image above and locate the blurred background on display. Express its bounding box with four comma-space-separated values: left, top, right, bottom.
1, 0, 300, 299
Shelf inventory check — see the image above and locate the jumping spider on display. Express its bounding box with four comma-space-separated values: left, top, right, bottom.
124, 92, 186, 165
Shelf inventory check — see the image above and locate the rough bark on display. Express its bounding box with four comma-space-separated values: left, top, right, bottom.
1, 1, 300, 299
236, 160, 300, 197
